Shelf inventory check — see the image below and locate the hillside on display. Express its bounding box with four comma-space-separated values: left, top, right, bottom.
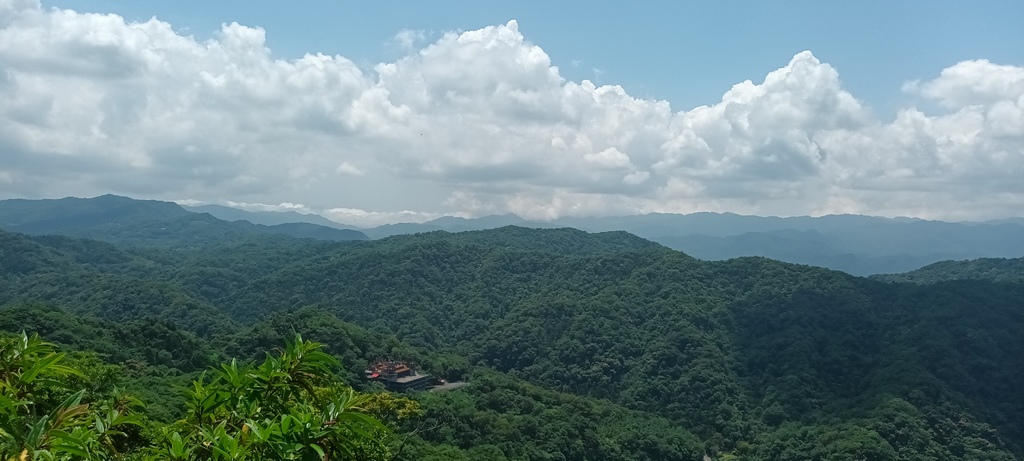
209, 227, 1024, 455
0, 195, 369, 245
1, 224, 1022, 459
0, 194, 191, 231
61, 196, 1024, 276
360, 212, 1024, 275
873, 257, 1024, 284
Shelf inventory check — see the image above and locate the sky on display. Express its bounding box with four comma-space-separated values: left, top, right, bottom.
0, 1, 1022, 226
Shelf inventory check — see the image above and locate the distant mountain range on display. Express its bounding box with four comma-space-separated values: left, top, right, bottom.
0, 195, 369, 247
356, 211, 1024, 275
3, 195, 1024, 275
588, 215, 1024, 275
183, 204, 355, 229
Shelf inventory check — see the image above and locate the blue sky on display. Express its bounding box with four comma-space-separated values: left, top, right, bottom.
2, 1, 1023, 225
42, 1, 1023, 113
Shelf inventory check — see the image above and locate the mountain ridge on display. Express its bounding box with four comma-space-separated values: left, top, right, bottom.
872, 256, 1024, 284
0, 195, 369, 245
6, 195, 1024, 275
2, 223, 1021, 458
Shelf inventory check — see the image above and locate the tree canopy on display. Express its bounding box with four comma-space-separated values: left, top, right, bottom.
1, 225, 1022, 459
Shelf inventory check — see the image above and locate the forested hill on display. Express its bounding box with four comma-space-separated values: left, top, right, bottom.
0, 195, 369, 245
375, 225, 663, 256
2, 225, 1023, 459
873, 257, 1024, 284
11, 195, 1024, 276
359, 211, 1024, 276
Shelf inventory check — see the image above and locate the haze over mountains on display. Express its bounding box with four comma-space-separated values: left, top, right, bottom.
3, 195, 1024, 276
182, 196, 1024, 276
0, 195, 369, 246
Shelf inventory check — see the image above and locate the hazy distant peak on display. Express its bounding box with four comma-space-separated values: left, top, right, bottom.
183, 204, 357, 230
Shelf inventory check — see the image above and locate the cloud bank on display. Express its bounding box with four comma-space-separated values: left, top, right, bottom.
1, 1, 1022, 222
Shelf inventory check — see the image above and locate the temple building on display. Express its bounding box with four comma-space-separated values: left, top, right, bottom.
364, 359, 432, 392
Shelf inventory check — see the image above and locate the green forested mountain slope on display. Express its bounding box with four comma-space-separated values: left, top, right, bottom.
0, 194, 191, 228
9, 195, 1024, 275
0, 195, 369, 245
364, 211, 1024, 275
1, 225, 1022, 459
873, 257, 1024, 284
0, 229, 239, 335
0, 302, 710, 460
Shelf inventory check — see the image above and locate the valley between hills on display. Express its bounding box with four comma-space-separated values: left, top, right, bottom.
1, 195, 1022, 460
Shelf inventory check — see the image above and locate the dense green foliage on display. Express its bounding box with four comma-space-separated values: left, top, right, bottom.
0, 306, 711, 460
152, 335, 387, 460
0, 332, 148, 460
408, 371, 704, 460
2, 221, 1023, 459
873, 257, 1024, 284
0, 332, 403, 460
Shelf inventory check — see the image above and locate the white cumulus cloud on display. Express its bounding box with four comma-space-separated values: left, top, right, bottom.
0, 2, 1022, 222
336, 162, 366, 176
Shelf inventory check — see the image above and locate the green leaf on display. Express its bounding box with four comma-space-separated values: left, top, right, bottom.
309, 443, 325, 458
51, 443, 90, 458
20, 353, 65, 384
170, 431, 186, 458
26, 415, 50, 448
49, 429, 92, 458
0, 394, 27, 413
